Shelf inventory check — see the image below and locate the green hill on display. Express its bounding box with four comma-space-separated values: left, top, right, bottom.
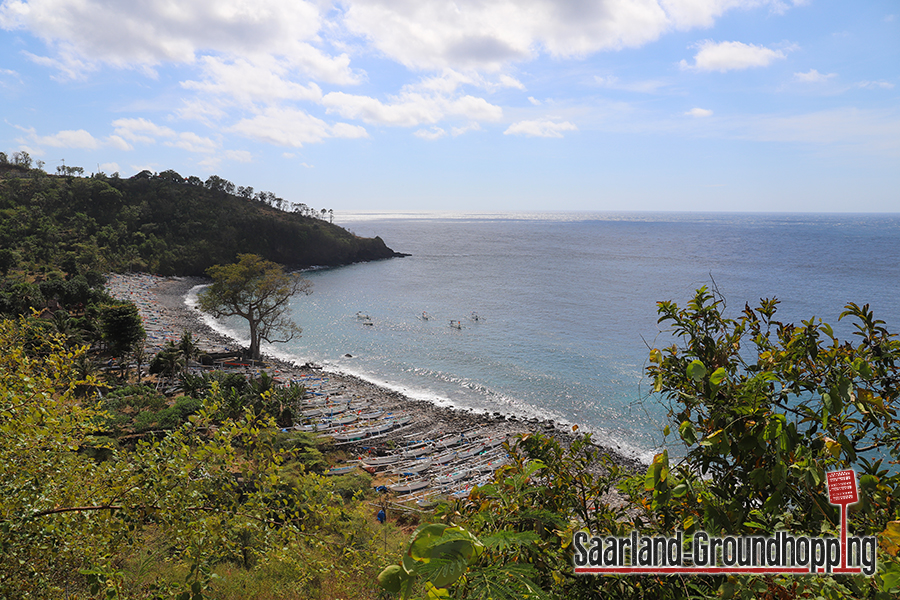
0, 163, 405, 278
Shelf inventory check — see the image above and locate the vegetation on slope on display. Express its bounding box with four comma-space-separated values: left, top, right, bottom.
2, 150, 899, 598
0, 155, 403, 279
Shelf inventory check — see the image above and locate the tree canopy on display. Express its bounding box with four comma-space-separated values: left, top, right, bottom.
198, 254, 312, 361
0, 162, 403, 277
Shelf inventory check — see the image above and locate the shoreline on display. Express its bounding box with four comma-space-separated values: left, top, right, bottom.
107, 273, 645, 473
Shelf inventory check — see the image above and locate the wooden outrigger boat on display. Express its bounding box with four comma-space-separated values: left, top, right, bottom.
325, 464, 358, 476
431, 450, 457, 465
389, 477, 431, 494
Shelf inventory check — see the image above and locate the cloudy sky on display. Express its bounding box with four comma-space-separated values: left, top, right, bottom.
1, 0, 897, 212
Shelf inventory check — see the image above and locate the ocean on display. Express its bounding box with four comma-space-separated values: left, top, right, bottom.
187, 212, 900, 462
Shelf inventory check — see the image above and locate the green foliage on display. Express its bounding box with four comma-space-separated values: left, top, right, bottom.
640, 287, 900, 597
0, 315, 397, 599
0, 166, 401, 278
199, 254, 312, 360
99, 302, 145, 358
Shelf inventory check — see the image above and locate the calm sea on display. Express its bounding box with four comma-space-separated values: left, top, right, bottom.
188, 212, 900, 462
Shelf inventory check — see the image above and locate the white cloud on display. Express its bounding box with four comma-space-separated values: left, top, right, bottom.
34, 128, 101, 149
21, 50, 93, 80
229, 107, 368, 147
166, 131, 217, 154
182, 56, 325, 105
112, 118, 176, 143
794, 69, 837, 83
224, 150, 253, 163
528, 96, 542, 105
414, 127, 447, 140
594, 74, 667, 93
99, 162, 120, 173
856, 80, 895, 90
14, 125, 136, 151
341, 1, 801, 71
107, 135, 132, 151
111, 117, 218, 153
0, 67, 23, 89
1, 0, 323, 65
322, 83, 503, 127
504, 118, 577, 138
685, 107, 713, 117
2, 1, 804, 77
498, 74, 525, 90
681, 40, 788, 72
452, 122, 482, 136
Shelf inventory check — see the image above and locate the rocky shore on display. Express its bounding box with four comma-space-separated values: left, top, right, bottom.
106, 273, 645, 476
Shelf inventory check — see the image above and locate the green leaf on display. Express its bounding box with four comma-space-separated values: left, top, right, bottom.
882, 571, 900, 592
378, 564, 410, 594
687, 360, 707, 382
408, 524, 449, 563
709, 367, 727, 386
679, 420, 697, 445
852, 358, 873, 379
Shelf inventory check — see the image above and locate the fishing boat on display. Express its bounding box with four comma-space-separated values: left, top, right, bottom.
389, 478, 431, 494
456, 442, 487, 459
392, 458, 432, 475
431, 450, 457, 465
356, 410, 384, 420
362, 454, 403, 469
434, 469, 469, 486
402, 444, 433, 458
329, 428, 369, 442
325, 464, 358, 476
434, 433, 462, 447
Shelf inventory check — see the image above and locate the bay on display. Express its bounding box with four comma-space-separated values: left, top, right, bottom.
191, 212, 900, 462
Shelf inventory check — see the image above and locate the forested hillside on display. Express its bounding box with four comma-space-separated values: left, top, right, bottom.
0, 159, 403, 278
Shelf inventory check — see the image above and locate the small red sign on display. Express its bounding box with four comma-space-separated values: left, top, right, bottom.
826, 469, 858, 505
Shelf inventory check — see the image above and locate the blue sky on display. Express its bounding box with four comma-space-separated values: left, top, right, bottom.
1, 0, 897, 213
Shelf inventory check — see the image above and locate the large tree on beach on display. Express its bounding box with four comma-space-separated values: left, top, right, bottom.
198, 254, 312, 361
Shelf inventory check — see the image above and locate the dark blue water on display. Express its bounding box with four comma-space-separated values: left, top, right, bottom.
191, 212, 900, 461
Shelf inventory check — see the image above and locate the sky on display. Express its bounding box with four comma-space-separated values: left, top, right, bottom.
1, 0, 898, 213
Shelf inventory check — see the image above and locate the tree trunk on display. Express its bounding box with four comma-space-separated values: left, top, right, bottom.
249, 315, 260, 361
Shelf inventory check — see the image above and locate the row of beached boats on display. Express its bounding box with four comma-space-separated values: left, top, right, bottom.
322, 427, 513, 504
294, 377, 513, 505
291, 378, 416, 441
